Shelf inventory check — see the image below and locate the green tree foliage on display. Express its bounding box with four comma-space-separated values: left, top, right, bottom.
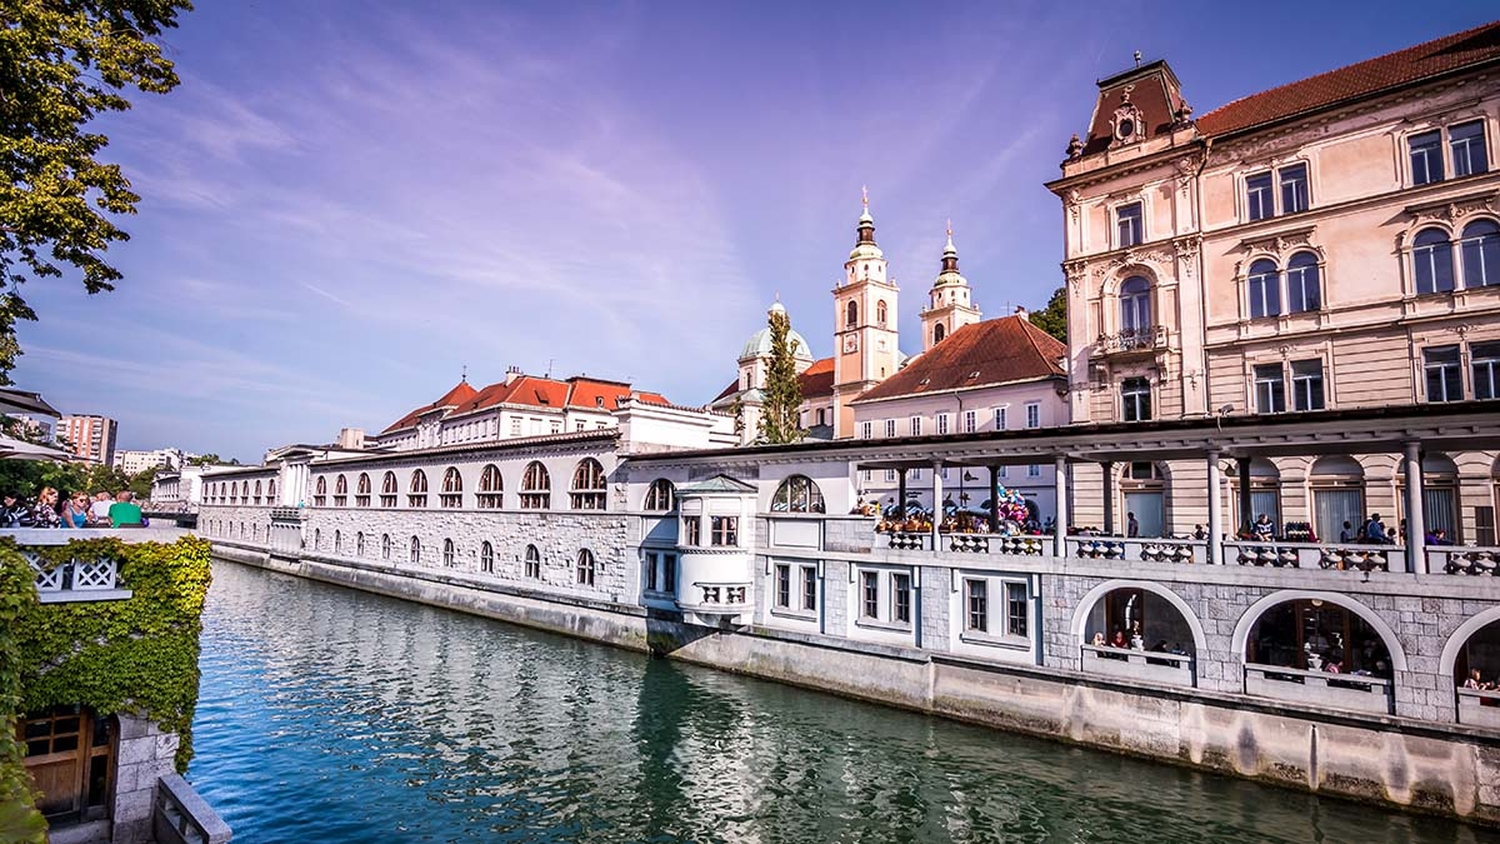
757, 308, 803, 445
127, 465, 157, 499
0, 459, 132, 499
0, 0, 193, 383
1029, 285, 1067, 343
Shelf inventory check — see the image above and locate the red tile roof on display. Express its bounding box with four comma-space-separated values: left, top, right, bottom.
798, 357, 836, 400
381, 380, 478, 434
1197, 21, 1500, 137
854, 316, 1064, 403
385, 374, 671, 432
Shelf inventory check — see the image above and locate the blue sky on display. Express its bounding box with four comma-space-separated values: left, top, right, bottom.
13, 1, 1496, 461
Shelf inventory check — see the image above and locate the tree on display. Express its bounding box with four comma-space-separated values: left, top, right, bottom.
757, 307, 803, 445
128, 465, 158, 500
0, 0, 193, 383
1029, 285, 1067, 343
727, 394, 745, 440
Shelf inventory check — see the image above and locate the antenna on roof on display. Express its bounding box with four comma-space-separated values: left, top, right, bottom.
461, 364, 467, 382
545, 358, 554, 379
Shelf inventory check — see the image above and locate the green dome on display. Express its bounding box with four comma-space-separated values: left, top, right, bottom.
741, 302, 814, 361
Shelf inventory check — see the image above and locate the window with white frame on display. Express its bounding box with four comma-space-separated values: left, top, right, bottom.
800, 565, 817, 611
510, 418, 522, 437
963, 578, 1029, 640
1027, 464, 1040, 478
909, 416, 922, 436
774, 563, 791, 608
1279, 164, 1309, 214
1248, 259, 1280, 318
683, 516, 702, 546
525, 544, 541, 578
965, 580, 988, 632
994, 407, 1007, 431
409, 536, 421, 565
936, 413, 950, 435
480, 541, 494, 573
1285, 252, 1321, 312
1246, 172, 1273, 221
892, 573, 911, 623
1025, 402, 1040, 429
860, 571, 879, 619
1414, 227, 1456, 294
884, 468, 895, 482
1116, 202, 1143, 248
854, 568, 911, 628
1121, 377, 1151, 422
576, 549, 596, 587
1253, 363, 1286, 414
1410, 129, 1445, 185
1449, 120, 1489, 178
1291, 359, 1326, 411
1005, 582, 1029, 637
1473, 342, 1500, 400
885, 419, 896, 438
1119, 276, 1151, 337
861, 420, 873, 439
442, 538, 456, 567
1461, 220, 1499, 288
963, 410, 976, 434
710, 516, 738, 547
1424, 345, 1463, 402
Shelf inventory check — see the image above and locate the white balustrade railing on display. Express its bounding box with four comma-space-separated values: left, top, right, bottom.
1080, 644, 1194, 685
24, 551, 122, 599
1427, 546, 1500, 577
692, 581, 750, 608
1225, 541, 1396, 571
1067, 536, 1206, 564
941, 533, 1048, 556
1243, 663, 1392, 714
1456, 688, 1500, 728
883, 531, 932, 551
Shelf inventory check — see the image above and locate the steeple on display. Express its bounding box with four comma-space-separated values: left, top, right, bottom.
934, 220, 965, 286
832, 185, 899, 439
921, 221, 981, 353
850, 186, 883, 260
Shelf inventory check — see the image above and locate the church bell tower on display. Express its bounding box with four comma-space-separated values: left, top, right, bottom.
920, 223, 982, 353
832, 189, 900, 438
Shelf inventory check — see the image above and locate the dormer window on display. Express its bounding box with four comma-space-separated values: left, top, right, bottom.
595, 396, 605, 408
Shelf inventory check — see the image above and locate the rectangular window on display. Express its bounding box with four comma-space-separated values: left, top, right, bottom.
963, 410, 976, 434
509, 418, 522, 436
1450, 120, 1489, 178
1411, 130, 1444, 185
1278, 163, 1309, 214
1025, 402, 1040, 429
801, 565, 817, 611
663, 554, 677, 594
965, 580, 988, 632
892, 573, 911, 624
1027, 464, 1041, 477
710, 516, 738, 547
1291, 359, 1326, 411
1116, 203, 1143, 247
999, 465, 1008, 478
1121, 378, 1151, 422
774, 564, 790, 608
936, 413, 950, 435
683, 517, 702, 546
1246, 172, 1274, 221
1472, 342, 1500, 400
861, 421, 873, 439
909, 416, 922, 436
645, 552, 658, 592
861, 571, 879, 619
1006, 582, 1029, 638
885, 419, 896, 438
1424, 345, 1463, 402
885, 468, 895, 482
1254, 363, 1286, 413
994, 407, 1008, 431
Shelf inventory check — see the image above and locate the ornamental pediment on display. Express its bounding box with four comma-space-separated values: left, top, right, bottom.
1402, 189, 1498, 225
1237, 226, 1317, 256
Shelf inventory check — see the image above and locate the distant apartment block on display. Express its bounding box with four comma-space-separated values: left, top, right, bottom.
116, 448, 185, 475
60, 414, 118, 466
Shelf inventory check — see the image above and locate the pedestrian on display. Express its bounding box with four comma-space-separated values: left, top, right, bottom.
88, 491, 113, 526
1126, 512, 1140, 538
30, 487, 60, 528
1252, 513, 1274, 541
0, 494, 31, 528
108, 491, 143, 528
1340, 520, 1353, 543
61, 492, 90, 528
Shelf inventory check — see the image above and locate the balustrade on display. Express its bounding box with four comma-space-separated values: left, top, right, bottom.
1224, 540, 1393, 572
885, 531, 932, 551
24, 551, 126, 602
1080, 644, 1193, 685
1428, 546, 1500, 576
1243, 663, 1392, 714
694, 582, 750, 607
1067, 536, 1205, 564
154, 772, 232, 844
1456, 688, 1500, 728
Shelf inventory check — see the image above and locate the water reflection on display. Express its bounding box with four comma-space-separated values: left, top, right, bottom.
190, 561, 1486, 843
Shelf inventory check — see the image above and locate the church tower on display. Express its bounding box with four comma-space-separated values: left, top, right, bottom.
832, 189, 900, 438
920, 223, 981, 353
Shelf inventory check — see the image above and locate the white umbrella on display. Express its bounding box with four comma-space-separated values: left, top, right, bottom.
0, 434, 77, 462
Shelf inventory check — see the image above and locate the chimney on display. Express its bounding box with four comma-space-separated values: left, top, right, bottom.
505, 365, 523, 385
1014, 305, 1029, 319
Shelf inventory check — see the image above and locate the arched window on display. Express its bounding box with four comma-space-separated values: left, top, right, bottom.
1247, 259, 1280, 318
381, 533, 391, 560
480, 541, 494, 573
576, 549, 596, 586
356, 473, 371, 507
313, 528, 321, 550
267, 479, 276, 502
771, 475, 825, 513
356, 531, 365, 556
408, 470, 428, 508
409, 536, 421, 565
1286, 252, 1321, 313
332, 474, 347, 507
524, 544, 541, 578
933, 323, 946, 344
520, 461, 551, 509
334, 530, 342, 553
253, 480, 262, 504
442, 538, 456, 567
440, 467, 463, 508
570, 458, 607, 510
845, 299, 858, 328
230, 482, 239, 504
877, 299, 888, 326
1119, 276, 1151, 336
314, 476, 327, 507
644, 478, 675, 511
1414, 227, 1455, 294
1461, 219, 1499, 288
1246, 599, 1392, 676
478, 464, 503, 508
380, 471, 397, 507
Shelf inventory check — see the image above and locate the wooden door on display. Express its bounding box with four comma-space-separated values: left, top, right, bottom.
18, 706, 114, 822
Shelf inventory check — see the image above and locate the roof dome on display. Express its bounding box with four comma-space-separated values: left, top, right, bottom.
741, 302, 814, 361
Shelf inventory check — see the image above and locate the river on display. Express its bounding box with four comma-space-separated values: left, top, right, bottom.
187, 561, 1490, 843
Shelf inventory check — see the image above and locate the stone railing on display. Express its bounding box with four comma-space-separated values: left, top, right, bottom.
0, 528, 194, 603
1428, 546, 1500, 576
153, 772, 232, 844
1095, 325, 1167, 355
1080, 644, 1194, 686
692, 581, 750, 608
1243, 663, 1392, 714
884, 531, 933, 551
1225, 540, 1394, 571
1456, 688, 1500, 728
1068, 536, 1206, 564
941, 533, 1048, 556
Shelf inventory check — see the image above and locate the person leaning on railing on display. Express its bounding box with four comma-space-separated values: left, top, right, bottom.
108, 491, 144, 528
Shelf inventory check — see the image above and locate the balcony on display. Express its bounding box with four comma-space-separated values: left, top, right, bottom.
3, 527, 191, 603
1427, 545, 1500, 576
1081, 644, 1194, 686
1456, 688, 1500, 729
1094, 325, 1167, 356
1224, 540, 1394, 572
1243, 663, 1393, 714
1067, 536, 1207, 564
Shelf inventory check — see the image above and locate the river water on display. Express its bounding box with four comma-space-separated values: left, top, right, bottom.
188, 561, 1491, 843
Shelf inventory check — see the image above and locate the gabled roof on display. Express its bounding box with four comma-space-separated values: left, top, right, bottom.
798, 357, 836, 400
1197, 20, 1500, 137
385, 373, 673, 432
853, 315, 1064, 404
381, 380, 478, 434
676, 474, 757, 495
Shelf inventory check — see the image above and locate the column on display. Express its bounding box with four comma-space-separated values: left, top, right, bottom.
1404, 441, 1425, 574
897, 469, 908, 519
1054, 456, 1069, 558
987, 466, 1000, 533
931, 461, 944, 551
1236, 457, 1252, 535
1102, 460, 1115, 535
1207, 450, 1223, 565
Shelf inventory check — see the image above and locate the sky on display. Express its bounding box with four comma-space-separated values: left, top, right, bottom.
12, 1, 1497, 461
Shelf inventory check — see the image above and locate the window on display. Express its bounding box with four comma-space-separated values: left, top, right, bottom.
1027, 464, 1041, 478
570, 458, 607, 509
1246, 172, 1273, 221
510, 418, 522, 437
1025, 402, 1040, 429
664, 554, 678, 594
1424, 345, 1463, 402
442, 538, 456, 567
409, 536, 421, 565
846, 299, 858, 328
1006, 582, 1029, 637
710, 516, 738, 547
1450, 120, 1488, 178
333, 530, 342, 553
884, 419, 896, 438
356, 473, 371, 507
963, 410, 976, 434
683, 517, 702, 546
382, 533, 391, 560
800, 565, 817, 611
1116, 202, 1143, 247
1410, 129, 1444, 185
1461, 220, 1499, 288
380, 472, 397, 507
933, 323, 946, 344
1473, 342, 1500, 400
884, 469, 895, 482
440, 467, 463, 508
644, 478, 675, 511
356, 532, 365, 556
520, 462, 551, 509
333, 475, 347, 507
268, 479, 275, 501
1254, 363, 1286, 414
407, 470, 428, 508
1291, 359, 1326, 411
478, 541, 493, 573
1248, 258, 1280, 318
1414, 228, 1455, 294
1119, 275, 1151, 336
860, 420, 873, 439
254, 480, 262, 505
576, 549, 596, 587
877, 299, 888, 326
772, 475, 825, 513
524, 544, 541, 578
478, 464, 503, 508
861, 571, 879, 619
314, 476, 327, 507
892, 573, 911, 623
1286, 252, 1321, 313
965, 580, 988, 632
774, 564, 791, 608
1279, 163, 1309, 214
994, 407, 1007, 431
909, 416, 922, 437
936, 413, 950, 435
1121, 377, 1151, 422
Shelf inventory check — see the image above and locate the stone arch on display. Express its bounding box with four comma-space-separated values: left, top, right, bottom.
1070, 579, 1208, 657
1230, 589, 1407, 673
1439, 606, 1500, 687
